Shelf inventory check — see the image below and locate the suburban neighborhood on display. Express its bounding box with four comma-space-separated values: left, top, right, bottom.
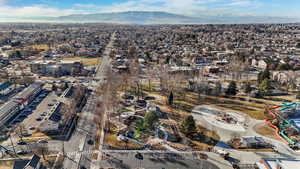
1, 20, 300, 169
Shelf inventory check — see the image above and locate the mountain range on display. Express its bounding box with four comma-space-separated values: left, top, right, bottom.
9, 11, 300, 24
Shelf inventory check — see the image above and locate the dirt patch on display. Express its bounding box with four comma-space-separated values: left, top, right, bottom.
254, 123, 283, 142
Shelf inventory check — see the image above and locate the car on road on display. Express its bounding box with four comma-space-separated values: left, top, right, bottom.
23, 111, 31, 115
33, 100, 40, 104
25, 108, 32, 111
145, 96, 156, 101
17, 141, 27, 145
37, 139, 48, 144
216, 149, 229, 157
29, 105, 36, 109
39, 94, 47, 98
21, 133, 31, 137
16, 150, 28, 155
29, 127, 35, 130
117, 135, 128, 141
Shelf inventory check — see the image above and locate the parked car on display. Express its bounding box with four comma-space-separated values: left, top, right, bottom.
36, 117, 43, 121
14, 120, 21, 123
19, 114, 27, 118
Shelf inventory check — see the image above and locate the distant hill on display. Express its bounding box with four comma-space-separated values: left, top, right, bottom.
15, 11, 300, 24
55, 11, 196, 24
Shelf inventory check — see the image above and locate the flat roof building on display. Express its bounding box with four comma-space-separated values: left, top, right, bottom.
0, 100, 20, 127
14, 83, 43, 106
256, 158, 300, 169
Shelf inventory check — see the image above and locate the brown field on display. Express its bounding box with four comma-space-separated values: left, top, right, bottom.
62, 57, 101, 66
0, 161, 14, 169
254, 124, 283, 142
104, 133, 142, 150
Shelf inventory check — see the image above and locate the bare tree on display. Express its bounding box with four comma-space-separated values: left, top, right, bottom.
14, 124, 26, 142
36, 143, 49, 161
227, 55, 248, 81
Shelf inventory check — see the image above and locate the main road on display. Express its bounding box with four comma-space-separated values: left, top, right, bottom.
63, 32, 115, 169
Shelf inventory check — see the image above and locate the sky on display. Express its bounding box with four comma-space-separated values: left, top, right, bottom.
0, 0, 299, 18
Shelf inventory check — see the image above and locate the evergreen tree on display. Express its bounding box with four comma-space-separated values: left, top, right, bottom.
258, 68, 270, 83
143, 111, 158, 130
259, 79, 272, 96
276, 63, 292, 71
226, 81, 237, 95
168, 91, 174, 105
180, 115, 196, 136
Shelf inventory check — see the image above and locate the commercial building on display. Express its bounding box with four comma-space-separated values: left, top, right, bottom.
0, 100, 20, 126
30, 60, 84, 77
256, 158, 300, 169
0, 83, 43, 127
14, 83, 43, 108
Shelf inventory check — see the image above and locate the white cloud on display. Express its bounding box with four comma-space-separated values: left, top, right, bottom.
88, 0, 214, 16
0, 5, 81, 17
228, 0, 262, 7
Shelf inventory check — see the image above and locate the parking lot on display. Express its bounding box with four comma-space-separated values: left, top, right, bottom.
22, 91, 59, 134
7, 89, 60, 140
0, 90, 63, 156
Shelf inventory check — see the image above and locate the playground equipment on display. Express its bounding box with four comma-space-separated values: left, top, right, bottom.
265, 102, 300, 146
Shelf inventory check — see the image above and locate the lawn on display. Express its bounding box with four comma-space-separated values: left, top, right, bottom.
13, 44, 50, 53
143, 79, 294, 120
104, 133, 142, 150
148, 90, 267, 120
62, 57, 101, 66
30, 44, 50, 51
254, 123, 284, 142
23, 132, 52, 142
185, 93, 267, 120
